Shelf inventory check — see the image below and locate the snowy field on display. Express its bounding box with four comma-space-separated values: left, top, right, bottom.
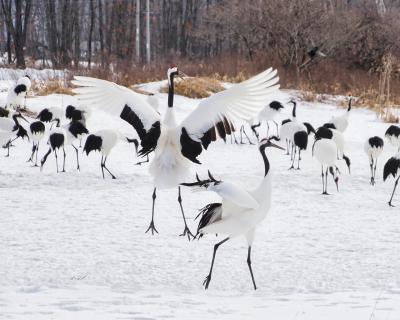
1, 79, 400, 319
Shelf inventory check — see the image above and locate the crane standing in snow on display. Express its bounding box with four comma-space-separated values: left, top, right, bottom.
6, 75, 31, 110
383, 153, 400, 207
27, 120, 46, 166
182, 137, 284, 290
250, 100, 284, 140
312, 127, 340, 195
84, 130, 119, 179
72, 66, 280, 240
364, 136, 384, 185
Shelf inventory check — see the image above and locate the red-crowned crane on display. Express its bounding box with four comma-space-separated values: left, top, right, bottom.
181, 137, 284, 290
72, 66, 280, 240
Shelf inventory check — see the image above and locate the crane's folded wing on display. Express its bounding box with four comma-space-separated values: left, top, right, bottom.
208, 181, 259, 210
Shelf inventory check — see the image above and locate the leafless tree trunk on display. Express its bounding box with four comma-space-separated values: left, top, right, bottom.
98, 0, 105, 66
1, 0, 31, 69
88, 0, 95, 69
135, 0, 140, 62
145, 0, 150, 63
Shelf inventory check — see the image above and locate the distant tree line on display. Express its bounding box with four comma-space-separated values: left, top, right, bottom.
0, 0, 399, 75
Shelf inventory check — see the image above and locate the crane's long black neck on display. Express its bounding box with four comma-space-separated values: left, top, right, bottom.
12, 114, 21, 130
260, 145, 270, 177
168, 73, 175, 108
291, 102, 297, 118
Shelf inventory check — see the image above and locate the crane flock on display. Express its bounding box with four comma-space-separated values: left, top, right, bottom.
1, 70, 400, 290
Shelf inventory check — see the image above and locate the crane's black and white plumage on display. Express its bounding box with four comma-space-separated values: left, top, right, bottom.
385, 125, 400, 151
312, 127, 340, 195
325, 98, 352, 133
84, 129, 119, 179
251, 100, 284, 140
28, 120, 46, 166
66, 105, 91, 124
41, 119, 89, 172
316, 126, 351, 173
0, 112, 29, 156
72, 66, 280, 239
291, 121, 315, 169
383, 153, 400, 207
37, 107, 64, 129
66, 105, 91, 147
36, 107, 63, 123
280, 104, 296, 156
280, 100, 315, 168
6, 75, 31, 110
181, 138, 284, 290
364, 136, 384, 185
40, 127, 66, 173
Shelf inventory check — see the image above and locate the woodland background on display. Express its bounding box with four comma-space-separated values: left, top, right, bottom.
1, 0, 400, 115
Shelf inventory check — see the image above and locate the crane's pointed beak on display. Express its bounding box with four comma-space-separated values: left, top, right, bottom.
270, 142, 285, 150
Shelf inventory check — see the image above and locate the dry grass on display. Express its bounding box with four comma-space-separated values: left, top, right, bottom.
160, 77, 224, 99
32, 80, 75, 96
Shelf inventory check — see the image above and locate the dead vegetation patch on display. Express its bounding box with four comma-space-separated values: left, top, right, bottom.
32, 80, 75, 96
160, 77, 224, 99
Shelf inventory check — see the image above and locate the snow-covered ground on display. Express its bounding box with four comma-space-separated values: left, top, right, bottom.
1, 79, 400, 319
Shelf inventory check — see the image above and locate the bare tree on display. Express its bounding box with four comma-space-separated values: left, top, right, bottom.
1, 0, 31, 68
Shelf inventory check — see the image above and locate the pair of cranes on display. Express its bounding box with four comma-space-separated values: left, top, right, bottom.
72, 66, 281, 290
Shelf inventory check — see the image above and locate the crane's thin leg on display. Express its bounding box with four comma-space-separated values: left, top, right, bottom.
297, 150, 301, 170
323, 167, 330, 195
5, 139, 11, 157
203, 237, 230, 290
136, 154, 150, 166
146, 188, 158, 234
54, 149, 59, 173
388, 176, 400, 207
62, 147, 66, 172
285, 139, 290, 155
290, 142, 295, 161
230, 132, 238, 144
240, 125, 244, 144
40, 148, 51, 171
274, 120, 279, 137
321, 165, 325, 194
373, 158, 378, 185
266, 122, 270, 137
27, 142, 36, 163
243, 128, 254, 145
247, 246, 257, 290
289, 147, 296, 169
102, 156, 116, 179
79, 138, 82, 148
250, 122, 260, 141
178, 186, 194, 241
73, 145, 80, 171
101, 156, 105, 179
369, 158, 374, 185
33, 142, 39, 167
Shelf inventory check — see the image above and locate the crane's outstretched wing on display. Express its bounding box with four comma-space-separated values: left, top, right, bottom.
72, 76, 161, 156
179, 68, 279, 163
